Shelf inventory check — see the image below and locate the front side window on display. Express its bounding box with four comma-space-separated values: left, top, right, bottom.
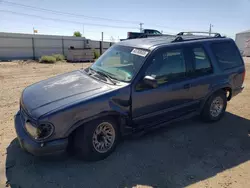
91, 45, 148, 82
211, 41, 243, 70
145, 49, 186, 84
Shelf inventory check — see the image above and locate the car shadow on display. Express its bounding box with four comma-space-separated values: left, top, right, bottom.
5, 112, 250, 188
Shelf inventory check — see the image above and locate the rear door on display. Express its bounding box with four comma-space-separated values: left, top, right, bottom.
183, 44, 215, 103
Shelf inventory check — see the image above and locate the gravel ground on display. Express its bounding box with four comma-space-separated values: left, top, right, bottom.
0, 58, 250, 188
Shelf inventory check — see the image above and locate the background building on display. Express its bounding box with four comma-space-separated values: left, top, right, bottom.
235, 30, 250, 56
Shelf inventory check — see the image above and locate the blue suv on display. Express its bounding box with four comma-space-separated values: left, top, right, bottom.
15, 32, 245, 161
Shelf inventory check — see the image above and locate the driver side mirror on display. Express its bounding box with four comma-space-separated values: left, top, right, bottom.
143, 75, 158, 88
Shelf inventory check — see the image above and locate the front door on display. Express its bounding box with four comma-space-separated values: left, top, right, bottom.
131, 46, 199, 126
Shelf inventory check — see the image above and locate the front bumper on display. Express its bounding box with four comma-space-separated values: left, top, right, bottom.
14, 111, 68, 156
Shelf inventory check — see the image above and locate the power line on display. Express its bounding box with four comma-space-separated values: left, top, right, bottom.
146, 23, 186, 32
0, 17, 119, 35
0, 0, 186, 32
0, 18, 128, 39
0, 10, 139, 30
0, 0, 140, 24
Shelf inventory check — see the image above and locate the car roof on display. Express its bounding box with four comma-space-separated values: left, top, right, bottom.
118, 35, 233, 50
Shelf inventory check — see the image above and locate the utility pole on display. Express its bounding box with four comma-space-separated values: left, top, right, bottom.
139, 23, 144, 32
100, 32, 103, 55
209, 24, 213, 36
33, 27, 38, 34
110, 36, 115, 42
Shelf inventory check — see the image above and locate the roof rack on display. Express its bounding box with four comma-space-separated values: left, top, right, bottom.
172, 31, 223, 43
177, 31, 222, 37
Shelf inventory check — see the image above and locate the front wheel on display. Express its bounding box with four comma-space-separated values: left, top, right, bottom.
201, 91, 227, 122
74, 117, 119, 161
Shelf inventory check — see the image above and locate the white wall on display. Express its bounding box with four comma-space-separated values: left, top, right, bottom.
235, 32, 250, 56
0, 32, 114, 60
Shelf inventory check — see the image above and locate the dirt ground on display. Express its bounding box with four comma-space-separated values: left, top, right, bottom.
0, 58, 250, 188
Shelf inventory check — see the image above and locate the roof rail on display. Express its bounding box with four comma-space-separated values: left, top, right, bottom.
172, 36, 183, 42
177, 31, 222, 38
172, 31, 224, 43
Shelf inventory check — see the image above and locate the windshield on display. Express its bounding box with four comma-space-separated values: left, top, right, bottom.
90, 45, 149, 82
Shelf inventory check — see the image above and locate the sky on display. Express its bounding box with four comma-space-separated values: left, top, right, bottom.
0, 0, 250, 41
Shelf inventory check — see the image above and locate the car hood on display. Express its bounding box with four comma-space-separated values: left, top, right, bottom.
21, 70, 113, 118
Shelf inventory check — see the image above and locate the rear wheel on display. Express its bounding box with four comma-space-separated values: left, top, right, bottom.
201, 91, 227, 122
74, 117, 119, 161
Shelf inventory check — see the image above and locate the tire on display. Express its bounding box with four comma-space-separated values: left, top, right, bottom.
201, 90, 227, 122
74, 117, 119, 161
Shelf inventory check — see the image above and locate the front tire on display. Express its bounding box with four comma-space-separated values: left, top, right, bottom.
74, 117, 119, 161
201, 91, 227, 122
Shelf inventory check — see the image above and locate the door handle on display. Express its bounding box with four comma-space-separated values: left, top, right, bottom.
183, 84, 191, 89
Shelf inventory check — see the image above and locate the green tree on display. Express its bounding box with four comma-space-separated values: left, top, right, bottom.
73, 31, 82, 37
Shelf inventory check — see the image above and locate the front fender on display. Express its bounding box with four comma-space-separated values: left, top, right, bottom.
64, 86, 132, 137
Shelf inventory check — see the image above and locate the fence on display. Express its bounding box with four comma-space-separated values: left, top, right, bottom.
0, 32, 114, 60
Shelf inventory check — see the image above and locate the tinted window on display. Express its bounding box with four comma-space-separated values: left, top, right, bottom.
145, 49, 186, 84
144, 30, 161, 35
192, 47, 212, 75
211, 42, 243, 69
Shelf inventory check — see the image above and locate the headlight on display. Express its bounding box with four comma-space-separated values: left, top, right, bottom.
25, 122, 54, 140
25, 121, 38, 138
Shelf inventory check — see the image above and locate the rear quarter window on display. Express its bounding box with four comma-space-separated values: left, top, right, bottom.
211, 41, 243, 70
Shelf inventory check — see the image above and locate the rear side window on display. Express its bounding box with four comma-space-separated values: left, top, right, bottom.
193, 47, 212, 74
211, 42, 243, 70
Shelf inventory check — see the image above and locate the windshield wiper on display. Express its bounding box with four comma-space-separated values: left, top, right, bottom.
89, 68, 117, 85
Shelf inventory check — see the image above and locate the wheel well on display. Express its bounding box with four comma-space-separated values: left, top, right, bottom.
67, 114, 123, 149
222, 87, 232, 101
201, 87, 231, 112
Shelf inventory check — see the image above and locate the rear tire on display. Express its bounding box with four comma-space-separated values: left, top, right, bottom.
74, 117, 119, 161
201, 91, 227, 122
